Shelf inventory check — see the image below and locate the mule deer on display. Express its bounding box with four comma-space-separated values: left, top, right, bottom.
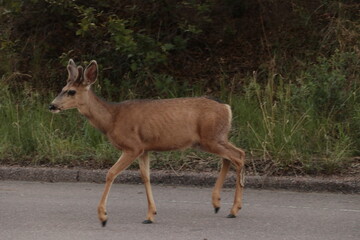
49, 59, 246, 226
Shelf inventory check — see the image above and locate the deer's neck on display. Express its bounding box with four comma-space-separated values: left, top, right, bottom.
77, 90, 114, 134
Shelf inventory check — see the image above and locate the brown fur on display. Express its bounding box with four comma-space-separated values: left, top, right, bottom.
50, 59, 246, 225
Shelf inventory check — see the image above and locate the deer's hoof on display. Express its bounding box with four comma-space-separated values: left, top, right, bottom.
142, 219, 153, 224
226, 214, 236, 218
214, 207, 220, 214
101, 220, 108, 227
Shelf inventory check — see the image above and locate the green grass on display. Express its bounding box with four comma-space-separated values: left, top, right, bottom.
230, 56, 359, 175
0, 81, 117, 167
1, 53, 358, 175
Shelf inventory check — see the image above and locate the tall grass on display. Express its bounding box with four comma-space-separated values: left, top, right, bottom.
233, 51, 358, 175
231, 73, 355, 175
0, 77, 118, 167
1, 49, 359, 175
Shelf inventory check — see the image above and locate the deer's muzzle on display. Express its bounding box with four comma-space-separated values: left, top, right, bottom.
48, 104, 61, 113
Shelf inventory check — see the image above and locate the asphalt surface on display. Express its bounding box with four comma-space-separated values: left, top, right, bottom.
1, 181, 359, 240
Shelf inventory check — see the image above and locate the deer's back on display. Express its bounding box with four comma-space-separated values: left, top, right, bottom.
108, 97, 232, 151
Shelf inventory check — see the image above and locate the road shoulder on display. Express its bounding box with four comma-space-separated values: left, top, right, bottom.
0, 166, 358, 193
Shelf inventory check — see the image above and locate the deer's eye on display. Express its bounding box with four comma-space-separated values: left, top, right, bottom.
67, 90, 76, 96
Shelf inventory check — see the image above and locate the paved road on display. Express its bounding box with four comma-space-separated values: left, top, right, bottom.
0, 181, 359, 240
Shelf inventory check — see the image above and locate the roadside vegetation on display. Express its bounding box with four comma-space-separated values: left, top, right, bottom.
0, 0, 359, 175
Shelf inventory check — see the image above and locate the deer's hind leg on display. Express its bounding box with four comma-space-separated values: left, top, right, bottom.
212, 158, 231, 213
223, 142, 245, 218
201, 141, 245, 218
139, 152, 157, 224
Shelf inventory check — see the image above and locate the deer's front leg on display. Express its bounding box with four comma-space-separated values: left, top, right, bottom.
139, 152, 157, 224
98, 150, 142, 227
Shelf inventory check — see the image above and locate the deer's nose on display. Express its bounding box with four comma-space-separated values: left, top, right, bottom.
48, 104, 58, 111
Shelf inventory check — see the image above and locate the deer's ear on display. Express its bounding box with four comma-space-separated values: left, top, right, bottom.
67, 59, 78, 82
75, 66, 83, 83
83, 60, 98, 86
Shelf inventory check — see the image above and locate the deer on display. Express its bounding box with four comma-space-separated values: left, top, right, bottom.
49, 59, 246, 227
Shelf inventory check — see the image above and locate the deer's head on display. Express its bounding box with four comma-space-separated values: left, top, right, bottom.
49, 59, 98, 113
